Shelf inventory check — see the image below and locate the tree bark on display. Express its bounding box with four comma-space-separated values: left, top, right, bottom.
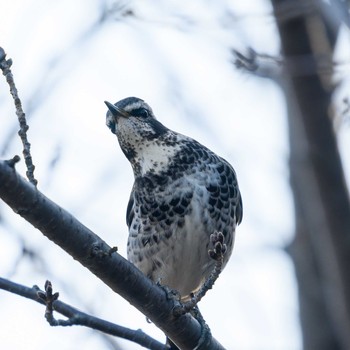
271, 0, 350, 349
0, 159, 225, 350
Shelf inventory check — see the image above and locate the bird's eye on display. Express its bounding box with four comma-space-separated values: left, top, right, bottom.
133, 108, 150, 118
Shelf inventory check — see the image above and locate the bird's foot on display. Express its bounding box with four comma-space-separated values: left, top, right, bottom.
167, 305, 211, 350
156, 279, 182, 302
208, 231, 227, 261
191, 306, 211, 350
165, 232, 225, 348
173, 231, 226, 317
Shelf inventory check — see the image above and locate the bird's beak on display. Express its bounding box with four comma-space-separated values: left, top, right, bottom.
104, 101, 129, 118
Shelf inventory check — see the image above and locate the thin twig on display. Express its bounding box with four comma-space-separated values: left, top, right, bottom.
0, 277, 166, 350
0, 47, 37, 186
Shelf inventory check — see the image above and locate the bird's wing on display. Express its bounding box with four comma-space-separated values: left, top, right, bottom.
126, 191, 135, 228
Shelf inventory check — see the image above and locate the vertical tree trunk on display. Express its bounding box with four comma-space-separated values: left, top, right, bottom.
271, 1, 350, 349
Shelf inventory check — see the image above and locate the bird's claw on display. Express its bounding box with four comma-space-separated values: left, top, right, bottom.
208, 231, 226, 261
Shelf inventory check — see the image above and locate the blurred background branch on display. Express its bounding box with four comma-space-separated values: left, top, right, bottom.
271, 0, 350, 349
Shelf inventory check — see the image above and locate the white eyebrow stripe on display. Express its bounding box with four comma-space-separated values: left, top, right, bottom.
124, 101, 144, 112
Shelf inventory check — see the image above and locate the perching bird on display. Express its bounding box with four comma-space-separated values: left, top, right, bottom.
105, 97, 242, 301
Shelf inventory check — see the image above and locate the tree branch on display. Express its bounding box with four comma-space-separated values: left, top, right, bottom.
0, 159, 226, 350
271, 0, 350, 348
0, 277, 166, 350
0, 48, 37, 186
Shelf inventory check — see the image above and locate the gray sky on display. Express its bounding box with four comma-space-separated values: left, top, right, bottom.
1, 1, 349, 349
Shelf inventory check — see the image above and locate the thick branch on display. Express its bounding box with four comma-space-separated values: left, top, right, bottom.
272, 0, 350, 348
0, 160, 225, 350
0, 277, 166, 350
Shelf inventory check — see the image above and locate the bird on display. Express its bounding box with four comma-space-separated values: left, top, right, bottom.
105, 97, 242, 301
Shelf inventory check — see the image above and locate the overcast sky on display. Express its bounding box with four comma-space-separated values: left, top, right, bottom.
1, 1, 349, 349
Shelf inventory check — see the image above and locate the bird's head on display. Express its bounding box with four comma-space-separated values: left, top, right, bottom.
105, 97, 171, 166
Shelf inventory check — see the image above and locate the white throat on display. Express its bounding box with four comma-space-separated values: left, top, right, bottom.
137, 142, 180, 176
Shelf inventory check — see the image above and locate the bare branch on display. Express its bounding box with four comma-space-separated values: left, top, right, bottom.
0, 47, 37, 186
233, 48, 283, 79
0, 277, 166, 350
0, 159, 226, 350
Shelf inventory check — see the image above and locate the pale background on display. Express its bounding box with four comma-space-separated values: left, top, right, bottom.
1, 1, 349, 349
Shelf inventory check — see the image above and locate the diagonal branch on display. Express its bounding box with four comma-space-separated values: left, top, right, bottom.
0, 158, 226, 350
0, 277, 166, 350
